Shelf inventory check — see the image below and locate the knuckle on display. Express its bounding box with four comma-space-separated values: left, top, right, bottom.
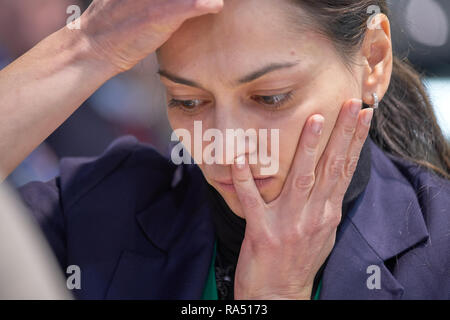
193, 0, 220, 12
193, 0, 206, 10
333, 192, 346, 206
303, 143, 317, 156
356, 128, 369, 141
343, 125, 356, 137
234, 175, 250, 183
345, 156, 360, 177
241, 194, 260, 209
328, 192, 345, 208
327, 155, 346, 179
303, 216, 323, 236
325, 212, 342, 230
294, 173, 315, 190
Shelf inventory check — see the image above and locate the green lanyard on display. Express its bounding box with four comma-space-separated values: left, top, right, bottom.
313, 279, 322, 300
201, 241, 322, 300
201, 242, 219, 300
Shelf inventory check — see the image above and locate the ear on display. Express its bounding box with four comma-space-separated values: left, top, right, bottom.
361, 13, 393, 106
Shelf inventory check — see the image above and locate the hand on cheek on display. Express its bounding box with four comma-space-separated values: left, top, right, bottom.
231, 98, 374, 300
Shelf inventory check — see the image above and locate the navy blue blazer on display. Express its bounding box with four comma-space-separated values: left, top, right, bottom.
18, 135, 450, 299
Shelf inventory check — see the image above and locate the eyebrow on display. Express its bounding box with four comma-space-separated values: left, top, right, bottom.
157, 61, 300, 89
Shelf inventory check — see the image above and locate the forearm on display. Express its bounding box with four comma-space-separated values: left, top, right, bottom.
0, 26, 118, 180
0, 0, 225, 181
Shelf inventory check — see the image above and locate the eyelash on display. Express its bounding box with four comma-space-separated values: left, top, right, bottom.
168, 91, 295, 112
251, 91, 295, 110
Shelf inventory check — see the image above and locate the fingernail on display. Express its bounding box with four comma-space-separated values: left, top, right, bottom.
197, 0, 223, 12
350, 100, 362, 117
363, 108, 374, 125
235, 155, 246, 169
311, 116, 324, 135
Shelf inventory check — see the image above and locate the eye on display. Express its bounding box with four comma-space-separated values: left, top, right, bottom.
251, 91, 294, 109
168, 98, 208, 112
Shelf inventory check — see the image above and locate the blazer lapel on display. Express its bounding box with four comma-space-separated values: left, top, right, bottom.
106, 165, 216, 299
320, 140, 429, 299
105, 140, 430, 300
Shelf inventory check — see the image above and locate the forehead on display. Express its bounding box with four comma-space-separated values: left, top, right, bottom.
157, 0, 324, 84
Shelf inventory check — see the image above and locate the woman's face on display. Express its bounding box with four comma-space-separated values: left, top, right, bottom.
156, 0, 364, 218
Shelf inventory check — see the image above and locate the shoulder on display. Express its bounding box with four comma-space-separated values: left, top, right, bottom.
19, 134, 208, 216
383, 146, 450, 218
369, 139, 450, 213
388, 151, 450, 254
57, 135, 200, 212
368, 139, 450, 257
365, 140, 450, 297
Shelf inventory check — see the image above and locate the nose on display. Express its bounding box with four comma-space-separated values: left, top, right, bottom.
213, 106, 258, 165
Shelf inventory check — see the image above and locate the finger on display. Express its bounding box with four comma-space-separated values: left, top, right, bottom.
184, 0, 224, 16
231, 155, 266, 228
196, 0, 224, 13
311, 99, 362, 202
329, 108, 373, 206
279, 114, 324, 207
161, 0, 224, 27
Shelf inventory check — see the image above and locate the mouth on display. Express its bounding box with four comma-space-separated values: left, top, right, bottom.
214, 176, 274, 193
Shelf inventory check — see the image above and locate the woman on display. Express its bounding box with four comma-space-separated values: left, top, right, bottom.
0, 0, 449, 299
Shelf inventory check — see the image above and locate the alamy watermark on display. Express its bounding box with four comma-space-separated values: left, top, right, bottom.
366, 264, 381, 290
367, 5, 383, 30
170, 121, 280, 175
66, 265, 81, 290
66, 5, 81, 30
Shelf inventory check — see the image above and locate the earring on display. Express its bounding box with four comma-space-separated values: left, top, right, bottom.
371, 92, 379, 109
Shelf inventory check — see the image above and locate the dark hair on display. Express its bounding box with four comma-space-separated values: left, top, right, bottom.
291, 0, 450, 180
80, 0, 93, 10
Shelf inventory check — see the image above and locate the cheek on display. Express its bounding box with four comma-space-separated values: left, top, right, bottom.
167, 109, 184, 131
273, 92, 341, 190
275, 103, 319, 174
167, 110, 205, 162
299, 70, 359, 157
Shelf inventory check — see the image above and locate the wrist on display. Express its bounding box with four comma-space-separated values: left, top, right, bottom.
58, 25, 122, 80
235, 285, 313, 300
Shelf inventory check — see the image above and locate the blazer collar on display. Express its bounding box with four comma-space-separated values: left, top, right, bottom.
132, 139, 429, 300
135, 164, 215, 252
112, 166, 215, 299
320, 139, 429, 299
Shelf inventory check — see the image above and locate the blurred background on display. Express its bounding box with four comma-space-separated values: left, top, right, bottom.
0, 0, 172, 187
0, 0, 449, 187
